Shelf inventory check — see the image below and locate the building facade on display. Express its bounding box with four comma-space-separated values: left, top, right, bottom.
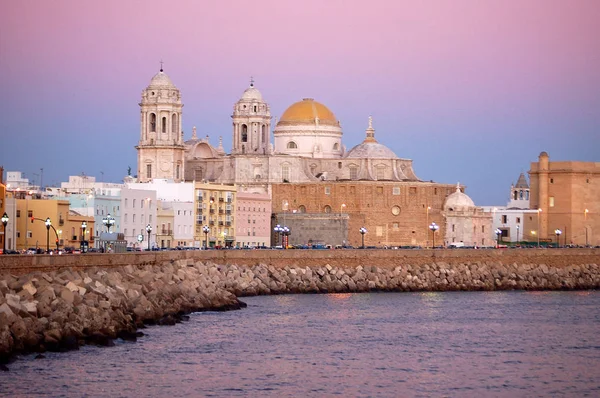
529, 152, 599, 246
236, 190, 272, 247
193, 182, 237, 248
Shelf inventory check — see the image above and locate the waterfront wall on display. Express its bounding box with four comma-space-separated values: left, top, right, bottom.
1, 251, 599, 363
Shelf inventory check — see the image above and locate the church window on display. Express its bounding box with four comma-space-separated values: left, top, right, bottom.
287, 141, 297, 149
393, 187, 400, 195
324, 205, 332, 213
502, 215, 508, 223
150, 113, 156, 132
550, 178, 554, 184
195, 169, 204, 181
452, 224, 455, 232
147, 164, 152, 179
519, 190, 523, 199
513, 191, 518, 200
325, 186, 331, 195
481, 226, 485, 233
253, 105, 257, 112
298, 205, 306, 213
526, 191, 530, 200
338, 162, 342, 169
162, 117, 167, 133
176, 165, 180, 180
349, 167, 358, 180
261, 125, 266, 143
282, 165, 290, 182
392, 223, 399, 230
241, 124, 248, 142
172, 114, 178, 135
376, 167, 384, 180
516, 217, 521, 223
549, 196, 555, 207
333, 143, 339, 151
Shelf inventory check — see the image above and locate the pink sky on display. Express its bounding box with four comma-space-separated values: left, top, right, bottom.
1, 0, 599, 204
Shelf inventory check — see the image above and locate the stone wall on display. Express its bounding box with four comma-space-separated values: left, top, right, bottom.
1, 251, 598, 365
0, 248, 598, 276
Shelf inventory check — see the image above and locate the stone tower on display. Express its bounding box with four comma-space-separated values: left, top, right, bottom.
537, 151, 550, 239
508, 173, 530, 209
136, 67, 185, 182
231, 79, 271, 155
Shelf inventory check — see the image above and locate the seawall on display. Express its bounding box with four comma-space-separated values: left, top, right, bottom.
1, 249, 599, 365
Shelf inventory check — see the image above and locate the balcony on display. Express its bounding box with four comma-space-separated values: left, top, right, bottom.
226, 210, 231, 215
225, 222, 232, 227
160, 229, 173, 235
219, 197, 224, 202
209, 209, 215, 214
218, 221, 224, 226
219, 209, 224, 215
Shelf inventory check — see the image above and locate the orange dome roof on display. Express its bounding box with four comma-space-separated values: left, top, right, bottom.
278, 98, 338, 126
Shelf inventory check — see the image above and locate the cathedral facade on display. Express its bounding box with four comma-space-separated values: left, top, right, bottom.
136, 69, 485, 247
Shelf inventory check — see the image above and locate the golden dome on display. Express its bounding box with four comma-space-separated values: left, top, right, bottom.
278, 98, 338, 126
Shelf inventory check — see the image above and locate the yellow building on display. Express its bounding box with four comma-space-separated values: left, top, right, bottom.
14, 198, 94, 251
156, 202, 175, 249
194, 182, 237, 248
529, 151, 600, 246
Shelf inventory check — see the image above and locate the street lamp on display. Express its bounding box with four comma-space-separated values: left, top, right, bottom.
202, 225, 210, 249
1, 213, 8, 254
429, 222, 439, 248
274, 224, 283, 247
495, 228, 502, 248
81, 221, 87, 244
537, 208, 542, 248
146, 224, 152, 250
282, 226, 290, 249
340, 203, 346, 246
426, 206, 431, 248
359, 227, 367, 248
102, 214, 115, 233
45, 217, 51, 253
584, 209, 589, 246
554, 229, 562, 248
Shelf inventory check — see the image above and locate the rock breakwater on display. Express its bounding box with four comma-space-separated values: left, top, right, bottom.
1, 258, 598, 364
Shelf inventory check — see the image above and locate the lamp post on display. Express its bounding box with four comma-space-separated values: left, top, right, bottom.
202, 225, 210, 249
282, 226, 290, 249
102, 214, 115, 233
1, 212, 8, 254
359, 227, 367, 249
340, 203, 346, 246
584, 209, 589, 246
274, 224, 283, 247
537, 208, 542, 248
555, 229, 562, 248
81, 221, 87, 245
516, 225, 520, 245
45, 217, 51, 253
495, 228, 502, 248
426, 206, 431, 248
429, 222, 439, 248
146, 224, 152, 250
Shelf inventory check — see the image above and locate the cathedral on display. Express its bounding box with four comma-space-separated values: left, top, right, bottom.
136, 68, 492, 247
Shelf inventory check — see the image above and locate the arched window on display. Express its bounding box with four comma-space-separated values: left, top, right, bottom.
333, 143, 339, 151
261, 125, 266, 143
513, 191, 518, 200
149, 113, 156, 132
176, 164, 180, 180
287, 141, 297, 149
172, 114, 178, 135
298, 205, 306, 213
324, 205, 332, 213
281, 165, 290, 182
241, 124, 248, 142
162, 117, 167, 133
526, 190, 530, 200
519, 190, 524, 199
146, 164, 152, 179
349, 166, 358, 180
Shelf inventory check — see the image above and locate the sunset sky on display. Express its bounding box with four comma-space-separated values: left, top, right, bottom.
1, 0, 599, 205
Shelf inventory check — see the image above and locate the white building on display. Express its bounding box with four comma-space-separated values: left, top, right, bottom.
482, 173, 538, 243
120, 187, 157, 248
443, 184, 494, 247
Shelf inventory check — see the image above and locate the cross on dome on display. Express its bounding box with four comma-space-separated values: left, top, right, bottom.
160, 59, 164, 72
250, 76, 254, 87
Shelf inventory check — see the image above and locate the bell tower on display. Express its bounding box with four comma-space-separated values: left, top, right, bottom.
136, 65, 185, 182
231, 78, 271, 155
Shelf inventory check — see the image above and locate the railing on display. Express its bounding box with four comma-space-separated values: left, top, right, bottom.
225, 222, 231, 226
209, 209, 215, 214
160, 229, 173, 235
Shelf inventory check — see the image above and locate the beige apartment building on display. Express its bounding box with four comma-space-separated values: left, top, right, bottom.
194, 182, 237, 248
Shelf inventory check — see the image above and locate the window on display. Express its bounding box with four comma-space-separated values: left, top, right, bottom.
516, 217, 521, 223
349, 167, 358, 180
282, 165, 290, 182
133, 199, 136, 208
452, 224, 455, 232
172, 114, 178, 134
519, 190, 524, 199
125, 199, 128, 208
410, 187, 417, 194
550, 178, 554, 184
150, 113, 156, 132
325, 187, 331, 195
324, 205, 332, 213
333, 143, 339, 151
241, 124, 248, 142
287, 141, 297, 149
28, 210, 33, 218
162, 117, 167, 133
376, 167, 384, 180
298, 205, 306, 213
393, 187, 400, 195
482, 226, 485, 233
392, 223, 399, 230
549, 197, 555, 207
27, 231, 32, 238
133, 214, 136, 223
338, 162, 342, 169
147, 164, 152, 179
502, 215, 508, 223
124, 214, 128, 223
16, 210, 20, 217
